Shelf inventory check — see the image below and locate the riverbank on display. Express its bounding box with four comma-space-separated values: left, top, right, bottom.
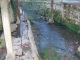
12, 10, 40, 60
24, 10, 80, 60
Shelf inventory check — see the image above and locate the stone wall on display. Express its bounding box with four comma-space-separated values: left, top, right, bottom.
50, 3, 80, 33
63, 4, 80, 24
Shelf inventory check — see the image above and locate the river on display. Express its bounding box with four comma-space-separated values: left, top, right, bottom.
23, 10, 80, 60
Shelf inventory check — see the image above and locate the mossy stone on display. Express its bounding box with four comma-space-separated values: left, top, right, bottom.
0, 21, 3, 31
76, 50, 80, 57
0, 39, 6, 48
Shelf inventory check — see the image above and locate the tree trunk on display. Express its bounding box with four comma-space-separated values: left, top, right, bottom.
48, 0, 54, 23
1, 0, 15, 60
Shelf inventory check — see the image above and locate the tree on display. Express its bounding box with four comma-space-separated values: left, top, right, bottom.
1, 0, 15, 60
48, 0, 54, 23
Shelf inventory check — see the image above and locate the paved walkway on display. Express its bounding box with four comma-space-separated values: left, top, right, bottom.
13, 21, 33, 60
12, 10, 39, 60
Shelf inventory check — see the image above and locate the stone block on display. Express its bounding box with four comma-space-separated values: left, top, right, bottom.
22, 46, 31, 54
14, 49, 22, 56
10, 24, 17, 32
23, 30, 28, 35
20, 56, 26, 60
16, 56, 20, 60
20, 55, 33, 60
25, 51, 32, 57
78, 46, 80, 52
13, 45, 21, 50
16, 17, 20, 24
22, 39, 29, 45
22, 35, 28, 40
13, 38, 21, 45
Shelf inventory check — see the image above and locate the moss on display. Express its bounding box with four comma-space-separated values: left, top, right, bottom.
72, 6, 77, 10
10, 0, 16, 13
37, 8, 50, 17
44, 8, 50, 17
53, 10, 63, 23
77, 8, 80, 11
28, 17, 34, 21
0, 39, 6, 48
52, 10, 80, 33
42, 47, 59, 60
76, 50, 80, 56
37, 9, 80, 33
0, 21, 3, 31
59, 18, 80, 33
70, 19, 75, 23
63, 20, 80, 33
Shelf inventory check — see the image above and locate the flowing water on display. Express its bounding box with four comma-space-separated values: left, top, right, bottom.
23, 10, 80, 60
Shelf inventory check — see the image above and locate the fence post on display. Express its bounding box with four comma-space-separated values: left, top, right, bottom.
1, 0, 15, 60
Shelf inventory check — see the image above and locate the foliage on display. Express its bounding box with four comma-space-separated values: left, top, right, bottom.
37, 8, 50, 17
76, 50, 80, 56
37, 9, 80, 33
42, 47, 60, 60
53, 10, 63, 23
28, 17, 34, 21
52, 10, 80, 33
64, 19, 80, 33
44, 8, 50, 17
24, 1, 47, 10
10, 0, 16, 13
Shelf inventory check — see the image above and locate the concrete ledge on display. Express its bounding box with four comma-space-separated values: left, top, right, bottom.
27, 20, 41, 60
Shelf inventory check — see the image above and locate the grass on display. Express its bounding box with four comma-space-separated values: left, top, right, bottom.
42, 47, 79, 60
42, 47, 60, 60
28, 16, 34, 21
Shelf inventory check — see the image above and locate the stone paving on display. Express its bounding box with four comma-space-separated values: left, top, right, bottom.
12, 11, 39, 60
12, 21, 35, 60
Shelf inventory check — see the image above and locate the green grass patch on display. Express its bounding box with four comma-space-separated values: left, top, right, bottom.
42, 47, 60, 60
28, 17, 34, 21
